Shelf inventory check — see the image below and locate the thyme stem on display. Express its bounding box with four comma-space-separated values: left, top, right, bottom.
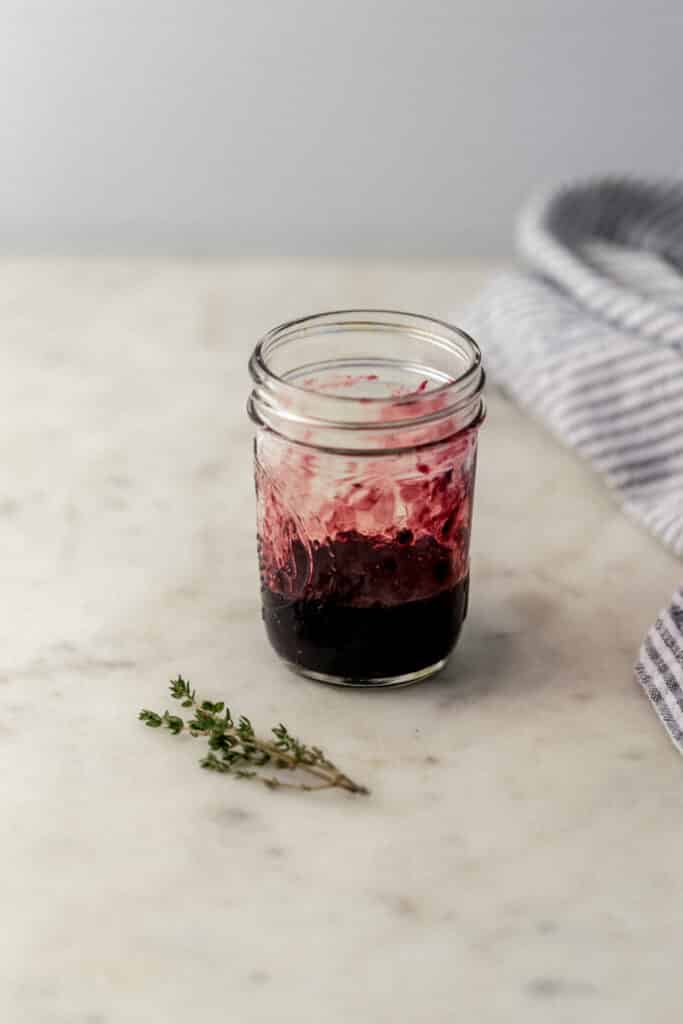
139, 675, 368, 796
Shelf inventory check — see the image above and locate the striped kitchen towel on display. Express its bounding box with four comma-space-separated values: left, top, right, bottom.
465, 178, 683, 752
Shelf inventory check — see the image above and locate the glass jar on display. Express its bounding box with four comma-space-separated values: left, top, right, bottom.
248, 309, 485, 687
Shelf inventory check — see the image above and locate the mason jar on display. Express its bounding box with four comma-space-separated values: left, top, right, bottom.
248, 309, 485, 687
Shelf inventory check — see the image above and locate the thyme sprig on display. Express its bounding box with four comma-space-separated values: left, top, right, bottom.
139, 676, 368, 795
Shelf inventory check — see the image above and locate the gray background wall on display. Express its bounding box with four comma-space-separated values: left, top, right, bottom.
3, 0, 682, 257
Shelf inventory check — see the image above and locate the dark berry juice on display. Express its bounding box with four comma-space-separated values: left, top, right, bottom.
262, 533, 469, 680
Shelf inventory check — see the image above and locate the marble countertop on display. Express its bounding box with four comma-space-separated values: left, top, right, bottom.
2, 260, 682, 1024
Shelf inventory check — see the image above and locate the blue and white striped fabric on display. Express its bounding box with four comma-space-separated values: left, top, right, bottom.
466, 178, 683, 752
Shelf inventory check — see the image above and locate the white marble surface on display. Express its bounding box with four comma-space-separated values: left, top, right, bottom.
2, 260, 682, 1024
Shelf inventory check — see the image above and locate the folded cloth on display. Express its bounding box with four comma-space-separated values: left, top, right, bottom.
465, 178, 683, 751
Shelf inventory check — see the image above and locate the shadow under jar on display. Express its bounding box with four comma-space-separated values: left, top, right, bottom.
248, 310, 485, 687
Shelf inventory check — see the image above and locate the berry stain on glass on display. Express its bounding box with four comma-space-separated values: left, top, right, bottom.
248, 310, 485, 687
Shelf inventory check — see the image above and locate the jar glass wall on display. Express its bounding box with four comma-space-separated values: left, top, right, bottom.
248, 310, 485, 687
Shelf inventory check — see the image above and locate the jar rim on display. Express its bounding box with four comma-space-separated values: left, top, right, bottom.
248, 309, 485, 452
249, 308, 483, 406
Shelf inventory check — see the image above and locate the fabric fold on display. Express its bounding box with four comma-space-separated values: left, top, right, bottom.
464, 178, 683, 751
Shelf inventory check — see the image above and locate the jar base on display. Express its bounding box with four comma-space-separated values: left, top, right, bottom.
283, 657, 449, 689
